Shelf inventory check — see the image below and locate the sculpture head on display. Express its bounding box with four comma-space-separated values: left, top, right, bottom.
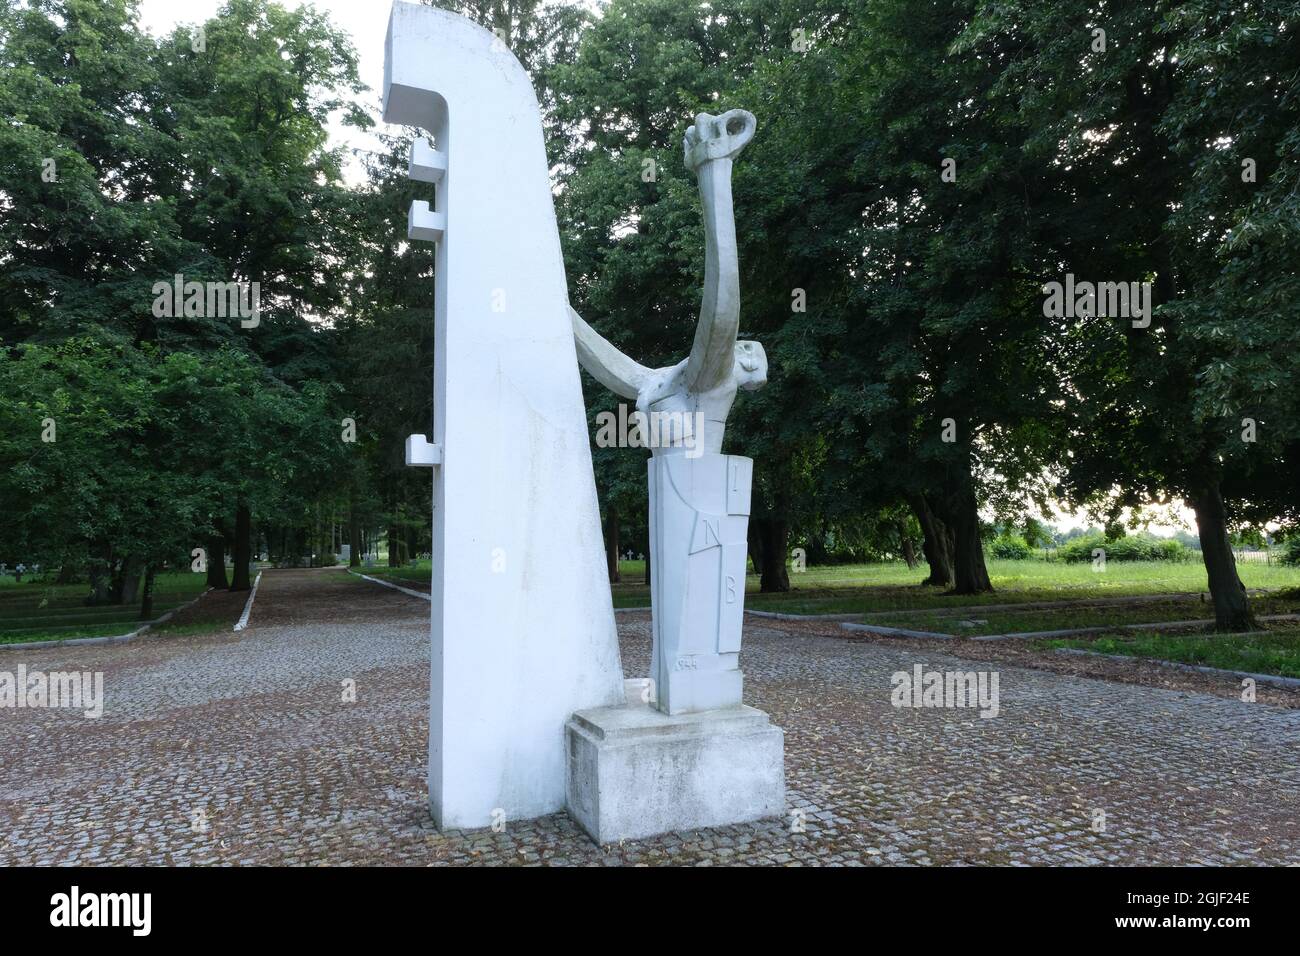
735, 340, 767, 391
684, 109, 757, 174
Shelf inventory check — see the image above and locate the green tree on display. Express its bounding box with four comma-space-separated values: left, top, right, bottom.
958, 0, 1299, 627
0, 0, 197, 344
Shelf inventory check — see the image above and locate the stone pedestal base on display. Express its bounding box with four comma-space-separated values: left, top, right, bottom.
565, 702, 784, 844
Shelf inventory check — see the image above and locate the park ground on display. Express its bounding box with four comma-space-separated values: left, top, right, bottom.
361, 558, 1300, 680
7, 556, 1300, 686
1, 567, 1297, 866
7, 557, 1300, 680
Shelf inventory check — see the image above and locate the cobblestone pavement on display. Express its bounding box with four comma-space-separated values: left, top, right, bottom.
784, 618, 1300, 709
2, 568, 1296, 866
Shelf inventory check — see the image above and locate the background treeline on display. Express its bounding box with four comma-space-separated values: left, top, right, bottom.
1, 0, 1296, 631
0, 0, 432, 608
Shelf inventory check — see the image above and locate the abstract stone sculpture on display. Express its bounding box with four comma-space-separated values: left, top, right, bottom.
564, 110, 784, 843
569, 108, 767, 715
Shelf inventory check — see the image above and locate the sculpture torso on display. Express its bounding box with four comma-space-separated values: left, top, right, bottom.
569, 109, 767, 458
640, 359, 737, 456
569, 108, 767, 715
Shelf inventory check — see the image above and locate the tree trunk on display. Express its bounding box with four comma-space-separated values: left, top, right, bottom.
898, 520, 918, 569
139, 564, 157, 621
942, 482, 992, 595
107, 560, 123, 603
206, 517, 229, 589
758, 517, 790, 593
114, 557, 143, 605
747, 521, 764, 575
230, 502, 252, 591
1190, 482, 1256, 631
349, 494, 362, 568
604, 503, 621, 583
88, 568, 111, 604
388, 523, 402, 567
909, 493, 954, 587
86, 546, 112, 605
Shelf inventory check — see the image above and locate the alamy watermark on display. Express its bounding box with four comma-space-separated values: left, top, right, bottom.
151, 274, 260, 328
50, 886, 150, 936
1042, 274, 1152, 328
890, 664, 1000, 718
594, 404, 706, 458
0, 665, 103, 718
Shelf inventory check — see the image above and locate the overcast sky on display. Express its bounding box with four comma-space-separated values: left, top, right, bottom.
139, 0, 393, 180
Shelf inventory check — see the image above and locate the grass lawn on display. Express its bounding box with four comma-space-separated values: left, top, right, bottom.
362, 557, 1300, 614
611, 558, 1300, 613
0, 623, 155, 645
864, 593, 1300, 636
0, 614, 238, 647
340, 557, 1300, 649
0, 571, 210, 644
1043, 621, 1300, 679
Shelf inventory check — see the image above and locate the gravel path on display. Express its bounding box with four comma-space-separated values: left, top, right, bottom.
2, 568, 1295, 866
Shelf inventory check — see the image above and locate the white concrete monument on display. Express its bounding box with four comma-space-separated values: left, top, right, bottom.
383, 1, 625, 830
384, 1, 781, 844
564, 111, 785, 842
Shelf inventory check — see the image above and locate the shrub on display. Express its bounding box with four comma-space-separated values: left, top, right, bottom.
1281, 537, 1300, 567
1058, 532, 1194, 563
1153, 538, 1194, 562
1057, 533, 1104, 563
990, 533, 1033, 560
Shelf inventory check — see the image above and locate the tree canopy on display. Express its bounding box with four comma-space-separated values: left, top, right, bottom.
1, 0, 1294, 630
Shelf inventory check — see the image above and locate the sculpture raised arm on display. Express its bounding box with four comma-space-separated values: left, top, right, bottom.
568, 108, 765, 458
682, 109, 755, 394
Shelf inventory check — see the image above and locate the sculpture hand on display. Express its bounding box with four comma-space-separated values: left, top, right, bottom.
683, 109, 756, 174
682, 109, 755, 393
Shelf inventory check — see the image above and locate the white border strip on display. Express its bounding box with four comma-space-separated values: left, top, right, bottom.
348, 570, 432, 602
232, 570, 264, 631
840, 621, 956, 640
748, 609, 862, 621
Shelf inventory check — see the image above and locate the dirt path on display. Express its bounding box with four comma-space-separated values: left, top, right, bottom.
246, 567, 427, 629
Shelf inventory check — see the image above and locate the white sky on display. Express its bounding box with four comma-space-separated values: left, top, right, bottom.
139, 0, 392, 181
